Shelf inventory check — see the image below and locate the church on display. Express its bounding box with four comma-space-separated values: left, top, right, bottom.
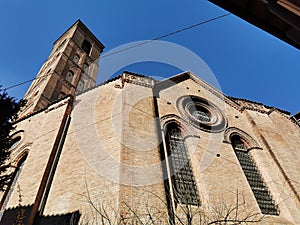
0, 20, 300, 225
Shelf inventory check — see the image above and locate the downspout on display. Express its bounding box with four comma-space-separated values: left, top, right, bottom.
27, 96, 73, 225
152, 87, 176, 224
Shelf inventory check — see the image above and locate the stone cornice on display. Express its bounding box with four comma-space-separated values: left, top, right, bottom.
188, 73, 243, 112
121, 72, 155, 88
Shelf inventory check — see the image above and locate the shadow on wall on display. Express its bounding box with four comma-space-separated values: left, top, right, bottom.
0, 205, 80, 225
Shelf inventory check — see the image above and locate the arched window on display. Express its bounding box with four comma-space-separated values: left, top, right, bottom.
83, 63, 89, 74
73, 54, 80, 64
0, 154, 28, 219
231, 135, 279, 215
76, 80, 85, 93
65, 71, 74, 83
58, 92, 66, 99
56, 39, 66, 51
165, 123, 200, 206
81, 40, 92, 55
9, 136, 21, 150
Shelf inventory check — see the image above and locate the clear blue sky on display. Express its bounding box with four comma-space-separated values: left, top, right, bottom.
0, 0, 299, 114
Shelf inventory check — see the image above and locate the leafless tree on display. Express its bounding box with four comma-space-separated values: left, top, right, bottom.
79, 181, 267, 225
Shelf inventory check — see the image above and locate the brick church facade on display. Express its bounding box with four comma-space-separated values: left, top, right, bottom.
0, 20, 300, 224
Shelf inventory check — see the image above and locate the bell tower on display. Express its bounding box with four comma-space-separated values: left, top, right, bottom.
19, 20, 105, 117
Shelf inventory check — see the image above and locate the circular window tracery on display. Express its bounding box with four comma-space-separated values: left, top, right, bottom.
190, 105, 211, 122
177, 96, 226, 133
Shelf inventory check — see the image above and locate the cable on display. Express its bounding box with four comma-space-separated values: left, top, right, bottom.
2, 13, 231, 91
2, 59, 86, 91
102, 13, 231, 58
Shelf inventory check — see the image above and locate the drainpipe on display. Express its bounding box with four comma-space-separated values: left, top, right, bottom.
152, 87, 176, 224
245, 110, 300, 205
27, 96, 73, 225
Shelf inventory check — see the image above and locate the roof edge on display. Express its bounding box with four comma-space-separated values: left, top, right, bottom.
53, 19, 105, 51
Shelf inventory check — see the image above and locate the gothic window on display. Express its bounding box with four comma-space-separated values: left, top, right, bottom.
56, 39, 66, 51
65, 71, 74, 83
9, 136, 21, 150
0, 154, 28, 219
58, 92, 66, 99
165, 123, 200, 206
81, 40, 92, 55
77, 80, 84, 92
73, 54, 80, 64
231, 135, 279, 215
83, 63, 89, 74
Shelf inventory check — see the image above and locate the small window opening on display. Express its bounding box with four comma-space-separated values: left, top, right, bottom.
73, 54, 80, 64
83, 63, 89, 74
65, 71, 74, 83
58, 92, 66, 99
77, 80, 85, 92
56, 39, 66, 51
81, 40, 92, 55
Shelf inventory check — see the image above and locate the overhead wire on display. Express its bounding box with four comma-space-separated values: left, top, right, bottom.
2, 13, 231, 91
2, 12, 295, 195
102, 13, 230, 58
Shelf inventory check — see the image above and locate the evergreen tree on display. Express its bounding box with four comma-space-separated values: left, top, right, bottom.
0, 87, 25, 191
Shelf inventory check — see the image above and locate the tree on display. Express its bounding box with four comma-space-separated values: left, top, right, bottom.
79, 179, 266, 225
0, 87, 25, 191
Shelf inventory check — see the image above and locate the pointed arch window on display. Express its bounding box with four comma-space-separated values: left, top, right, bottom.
165, 123, 200, 206
83, 63, 89, 74
73, 54, 80, 64
76, 80, 85, 93
81, 40, 92, 55
65, 71, 74, 83
231, 135, 279, 215
58, 92, 66, 99
0, 154, 28, 219
9, 136, 21, 150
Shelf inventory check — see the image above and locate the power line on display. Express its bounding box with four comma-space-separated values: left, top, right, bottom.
3, 64, 81, 91
102, 13, 231, 58
3, 13, 231, 91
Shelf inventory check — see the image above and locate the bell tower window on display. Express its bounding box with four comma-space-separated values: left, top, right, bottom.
83, 63, 89, 74
77, 80, 85, 92
65, 71, 74, 83
58, 92, 66, 99
81, 40, 92, 55
73, 54, 80, 64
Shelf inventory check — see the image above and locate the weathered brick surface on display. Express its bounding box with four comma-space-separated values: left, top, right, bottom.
2, 19, 300, 224
2, 73, 300, 224
1, 100, 68, 210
